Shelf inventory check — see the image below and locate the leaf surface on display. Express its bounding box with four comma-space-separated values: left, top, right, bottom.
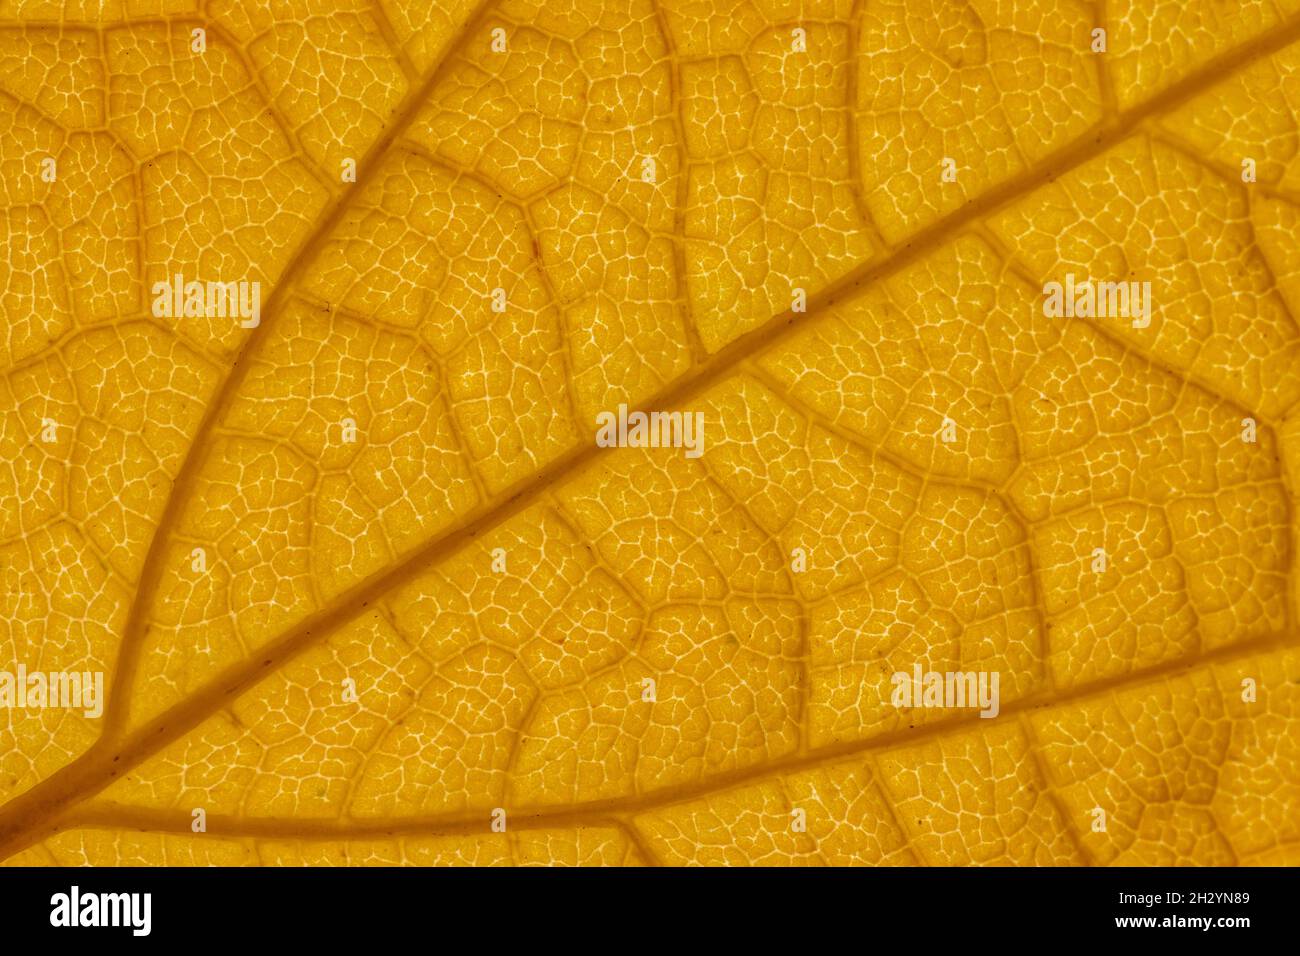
0, 0, 1298, 865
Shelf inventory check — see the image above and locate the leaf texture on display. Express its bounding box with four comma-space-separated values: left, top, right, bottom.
0, 0, 1298, 866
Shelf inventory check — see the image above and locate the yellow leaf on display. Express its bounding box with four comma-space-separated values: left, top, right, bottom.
0, 0, 1298, 867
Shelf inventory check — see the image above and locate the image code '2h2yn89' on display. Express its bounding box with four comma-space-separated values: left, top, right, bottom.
0, 0, 1297, 936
